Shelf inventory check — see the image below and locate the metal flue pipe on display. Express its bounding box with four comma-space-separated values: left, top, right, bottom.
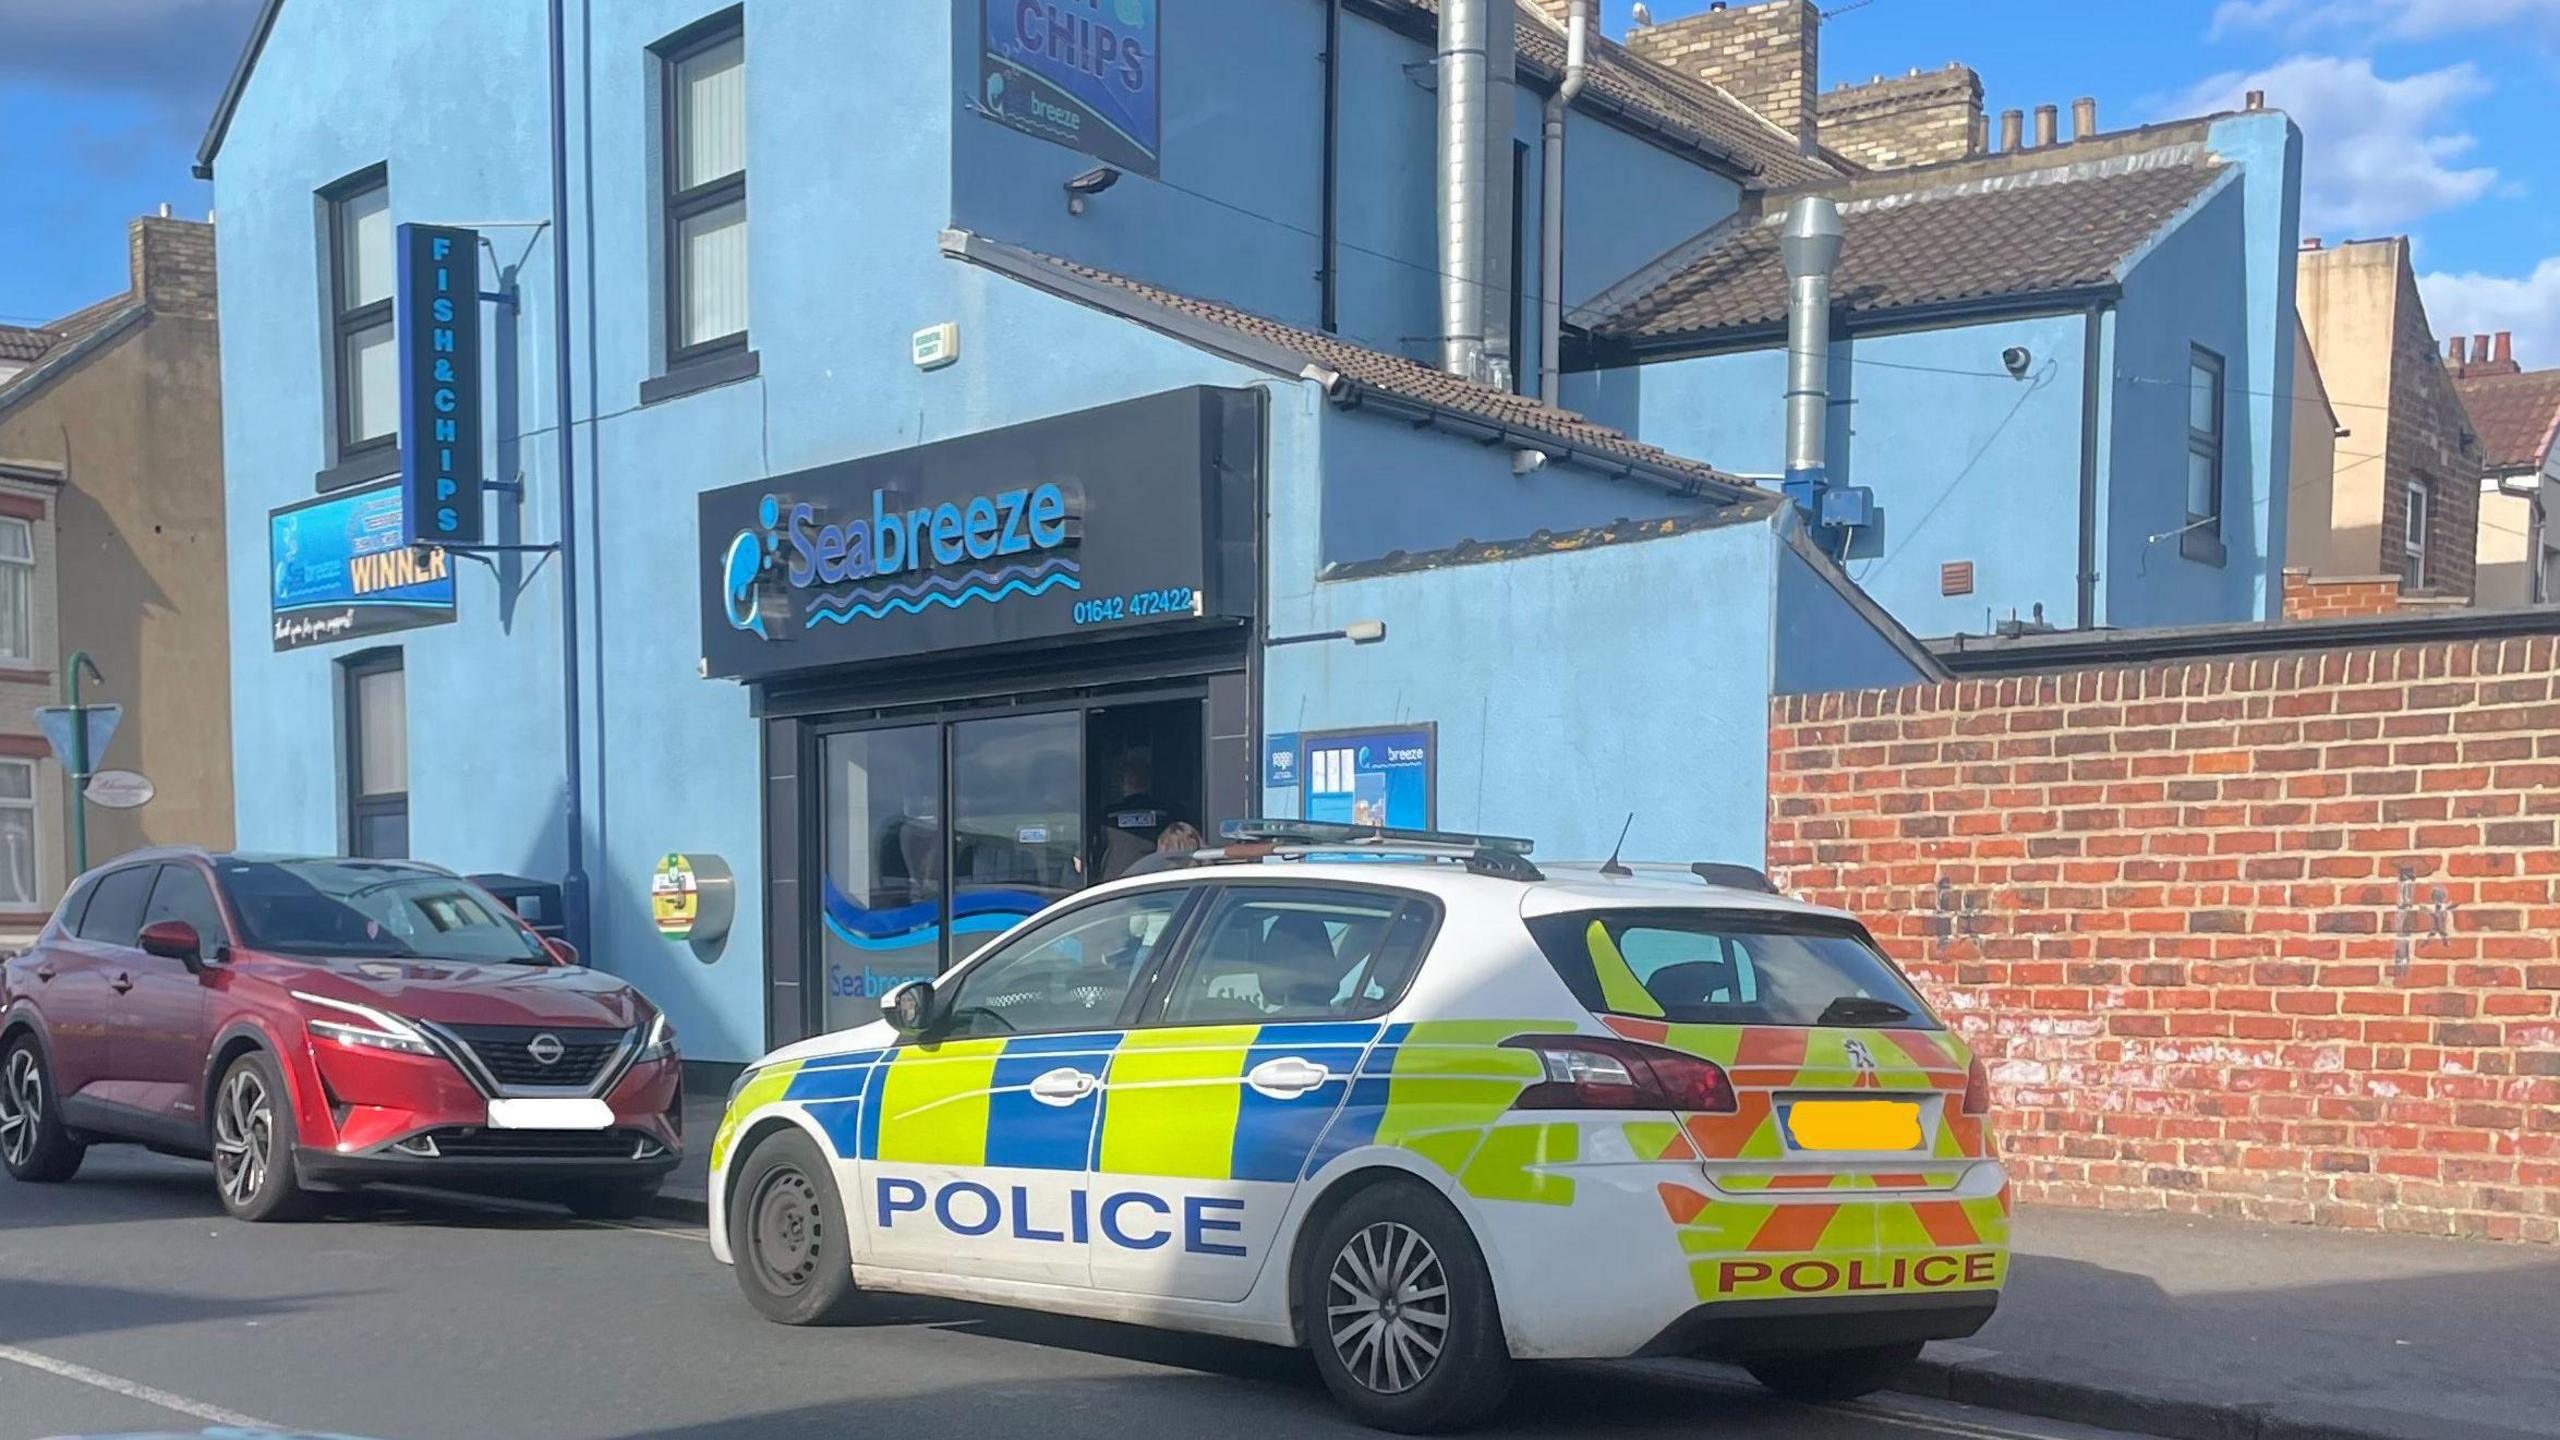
1438, 0, 1490, 381
1780, 195, 1845, 492
1538, 0, 1594, 406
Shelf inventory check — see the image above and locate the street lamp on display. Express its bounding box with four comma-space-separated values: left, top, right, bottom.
1268, 620, 1387, 648
62, 651, 103, 874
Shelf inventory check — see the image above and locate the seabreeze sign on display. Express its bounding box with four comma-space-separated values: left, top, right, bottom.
699, 387, 1260, 683
979, 0, 1161, 177
270, 483, 455, 651
395, 222, 483, 548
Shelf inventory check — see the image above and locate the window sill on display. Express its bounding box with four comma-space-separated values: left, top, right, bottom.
316, 450, 400, 494
641, 347, 759, 407
2179, 528, 2228, 567
0, 666, 50, 685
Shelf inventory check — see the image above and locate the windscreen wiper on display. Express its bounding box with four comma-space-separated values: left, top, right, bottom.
1816, 995, 1911, 1025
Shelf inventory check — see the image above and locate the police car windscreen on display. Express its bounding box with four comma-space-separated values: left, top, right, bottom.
1525, 911, 1937, 1029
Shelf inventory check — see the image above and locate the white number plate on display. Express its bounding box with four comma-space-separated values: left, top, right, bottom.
487, 1097, 615, 1131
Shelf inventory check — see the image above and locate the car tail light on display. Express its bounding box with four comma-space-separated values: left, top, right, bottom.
1501, 1035, 1737, 1114
1963, 1054, 1992, 1116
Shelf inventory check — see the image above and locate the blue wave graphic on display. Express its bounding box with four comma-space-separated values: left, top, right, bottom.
806, 569, 1080, 625
820, 877, 1049, 952
809, 557, 1076, 611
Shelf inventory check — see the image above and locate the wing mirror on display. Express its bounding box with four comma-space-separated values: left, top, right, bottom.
139, 920, 205, 973
543, 937, 580, 968
881, 980, 937, 1038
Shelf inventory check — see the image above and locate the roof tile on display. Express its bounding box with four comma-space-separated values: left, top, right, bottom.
2454, 368, 2560, 473
1593, 145, 2225, 343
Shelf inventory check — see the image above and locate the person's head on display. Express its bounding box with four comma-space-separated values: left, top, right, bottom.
1118, 749, 1152, 795
1156, 820, 1203, 855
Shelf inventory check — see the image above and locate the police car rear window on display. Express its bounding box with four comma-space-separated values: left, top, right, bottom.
1525, 910, 1938, 1030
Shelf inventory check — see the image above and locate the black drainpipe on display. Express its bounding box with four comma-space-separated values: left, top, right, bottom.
2076, 302, 2106, 630
1319, 0, 1343, 332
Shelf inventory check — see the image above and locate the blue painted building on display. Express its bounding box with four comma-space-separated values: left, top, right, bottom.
194, 0, 2282, 1062
1566, 110, 2307, 638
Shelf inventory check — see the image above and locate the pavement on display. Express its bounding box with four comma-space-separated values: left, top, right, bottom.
1, 1149, 2147, 1440
654, 1089, 2560, 1440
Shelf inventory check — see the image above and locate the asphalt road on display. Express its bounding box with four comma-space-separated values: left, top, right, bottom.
0, 1149, 2147, 1440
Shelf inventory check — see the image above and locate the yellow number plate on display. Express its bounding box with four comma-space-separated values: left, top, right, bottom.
1786, 1099, 1923, 1151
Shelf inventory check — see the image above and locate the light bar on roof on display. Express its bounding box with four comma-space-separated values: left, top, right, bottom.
1219, 818, 1536, 856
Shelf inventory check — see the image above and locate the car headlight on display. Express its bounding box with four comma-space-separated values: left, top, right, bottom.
293, 990, 436, 1057
638, 1011, 678, 1063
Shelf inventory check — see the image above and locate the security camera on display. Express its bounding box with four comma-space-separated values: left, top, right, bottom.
2001, 345, 2032, 378
1065, 165, 1122, 215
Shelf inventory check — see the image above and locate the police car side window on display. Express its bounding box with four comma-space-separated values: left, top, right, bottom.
1157, 888, 1432, 1026
938, 888, 1188, 1038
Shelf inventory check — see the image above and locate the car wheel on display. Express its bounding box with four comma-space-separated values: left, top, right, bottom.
0, 1035, 85, 1183
561, 1180, 661, 1221
728, 1128, 860, 1325
1744, 1341, 1925, 1402
1302, 1180, 1512, 1434
211, 1050, 313, 1222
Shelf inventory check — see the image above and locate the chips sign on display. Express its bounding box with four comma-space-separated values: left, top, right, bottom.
395, 222, 484, 547
980, 0, 1161, 177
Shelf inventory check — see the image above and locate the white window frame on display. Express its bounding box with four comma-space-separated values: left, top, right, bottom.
2402, 476, 2433, 592
0, 756, 36, 908
0, 515, 32, 664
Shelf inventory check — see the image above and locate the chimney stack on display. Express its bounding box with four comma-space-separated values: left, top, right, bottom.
2032, 104, 2057, 148
2244, 89, 2265, 110
2449, 336, 2468, 365
2071, 96, 2097, 141
2496, 331, 2514, 365
1999, 108, 2022, 151
2474, 333, 2492, 363
2302, 236, 2323, 250
1623, 0, 1821, 156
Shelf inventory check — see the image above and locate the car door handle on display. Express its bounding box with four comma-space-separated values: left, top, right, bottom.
109, 972, 134, 994
32, 964, 54, 982
1246, 1056, 1331, 1099
1027, 1067, 1099, 1107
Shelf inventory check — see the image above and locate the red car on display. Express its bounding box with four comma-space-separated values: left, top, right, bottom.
0, 850, 680, 1220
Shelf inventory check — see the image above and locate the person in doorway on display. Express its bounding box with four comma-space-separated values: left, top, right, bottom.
1095, 752, 1174, 881
1122, 820, 1204, 879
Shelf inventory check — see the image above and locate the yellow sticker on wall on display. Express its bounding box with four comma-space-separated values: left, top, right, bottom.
652, 854, 699, 939
1786, 1099, 1923, 1152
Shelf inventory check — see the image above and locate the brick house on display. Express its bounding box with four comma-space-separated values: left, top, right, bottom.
0, 216, 234, 939
2292, 236, 2483, 605
2446, 332, 2560, 607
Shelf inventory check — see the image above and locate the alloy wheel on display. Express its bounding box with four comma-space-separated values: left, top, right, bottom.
213, 1066, 273, 1208
1326, 1220, 1452, 1396
747, 1165, 824, 1294
0, 1049, 39, 1169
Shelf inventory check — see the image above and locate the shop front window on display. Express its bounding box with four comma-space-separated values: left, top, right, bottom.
949, 712, 1083, 965
820, 725, 943, 1033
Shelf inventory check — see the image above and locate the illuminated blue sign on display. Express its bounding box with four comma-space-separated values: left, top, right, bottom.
395, 222, 483, 547
980, 0, 1161, 177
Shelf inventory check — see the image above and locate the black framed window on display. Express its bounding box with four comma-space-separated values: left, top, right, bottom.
2402, 475, 2434, 592
324, 167, 396, 466
658, 13, 747, 364
343, 650, 409, 859
2184, 345, 2226, 564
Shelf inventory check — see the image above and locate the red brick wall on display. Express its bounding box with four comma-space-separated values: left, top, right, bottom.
1768, 636, 2560, 1243
2282, 568, 2408, 621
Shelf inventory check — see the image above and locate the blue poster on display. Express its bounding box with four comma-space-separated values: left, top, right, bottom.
980, 0, 1161, 177
1301, 726, 1434, 830
269, 483, 456, 651
1265, 731, 1300, 789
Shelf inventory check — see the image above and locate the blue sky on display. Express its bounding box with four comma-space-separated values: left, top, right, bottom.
7, 0, 2560, 355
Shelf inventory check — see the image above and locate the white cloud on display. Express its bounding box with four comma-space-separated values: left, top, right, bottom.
2421, 260, 2560, 372
2162, 57, 2495, 235
2211, 0, 2560, 41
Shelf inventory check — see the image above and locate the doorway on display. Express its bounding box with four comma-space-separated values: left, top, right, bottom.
812, 691, 1207, 1034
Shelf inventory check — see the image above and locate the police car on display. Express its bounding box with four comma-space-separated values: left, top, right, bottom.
709, 823, 2006, 1432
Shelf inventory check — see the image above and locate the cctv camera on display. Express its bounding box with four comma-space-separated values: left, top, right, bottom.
2001, 345, 2032, 378
1064, 165, 1123, 215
